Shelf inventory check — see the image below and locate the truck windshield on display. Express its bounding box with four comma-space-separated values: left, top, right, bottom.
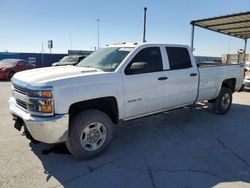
77, 47, 133, 72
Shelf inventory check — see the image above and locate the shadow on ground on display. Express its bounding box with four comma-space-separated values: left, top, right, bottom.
0, 79, 10, 82
24, 103, 250, 187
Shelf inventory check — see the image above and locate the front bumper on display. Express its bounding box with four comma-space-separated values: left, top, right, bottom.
8, 97, 69, 144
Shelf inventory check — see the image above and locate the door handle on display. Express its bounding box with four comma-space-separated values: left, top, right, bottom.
190, 73, 197, 77
158, 77, 168, 81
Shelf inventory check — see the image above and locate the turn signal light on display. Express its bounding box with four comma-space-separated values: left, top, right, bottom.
41, 105, 53, 113
42, 90, 53, 98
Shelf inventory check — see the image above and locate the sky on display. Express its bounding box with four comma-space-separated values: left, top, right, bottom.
0, 0, 249, 56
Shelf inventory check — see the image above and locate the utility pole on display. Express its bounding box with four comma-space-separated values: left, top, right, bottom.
97, 19, 100, 49
143, 6, 147, 43
70, 32, 72, 50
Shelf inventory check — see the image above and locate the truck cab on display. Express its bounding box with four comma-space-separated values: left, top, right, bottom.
119, 44, 199, 119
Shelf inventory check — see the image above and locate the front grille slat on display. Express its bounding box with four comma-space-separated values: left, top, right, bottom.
16, 99, 27, 110
12, 84, 28, 111
13, 84, 27, 95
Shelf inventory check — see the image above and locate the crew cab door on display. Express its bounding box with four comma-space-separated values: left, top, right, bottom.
122, 46, 168, 119
163, 46, 198, 108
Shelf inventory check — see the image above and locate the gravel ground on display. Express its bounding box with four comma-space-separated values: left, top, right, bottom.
0, 81, 250, 188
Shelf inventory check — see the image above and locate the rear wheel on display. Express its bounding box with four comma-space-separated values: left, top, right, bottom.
212, 87, 232, 115
66, 110, 113, 159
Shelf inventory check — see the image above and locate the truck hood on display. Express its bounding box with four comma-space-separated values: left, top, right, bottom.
13, 66, 102, 84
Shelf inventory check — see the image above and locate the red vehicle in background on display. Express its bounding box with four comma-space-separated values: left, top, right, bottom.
0, 59, 36, 80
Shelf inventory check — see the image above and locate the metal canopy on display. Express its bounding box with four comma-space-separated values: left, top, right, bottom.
191, 11, 250, 39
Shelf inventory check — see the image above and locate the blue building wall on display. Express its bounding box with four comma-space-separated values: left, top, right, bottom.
0, 52, 221, 67
0, 52, 67, 67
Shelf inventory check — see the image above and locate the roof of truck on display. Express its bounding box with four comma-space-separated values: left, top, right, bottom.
106, 42, 190, 49
191, 11, 250, 39
106, 42, 140, 48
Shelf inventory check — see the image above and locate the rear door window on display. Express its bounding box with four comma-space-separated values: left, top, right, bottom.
166, 47, 192, 70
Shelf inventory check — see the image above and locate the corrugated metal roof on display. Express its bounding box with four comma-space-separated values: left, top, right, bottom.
191, 11, 250, 39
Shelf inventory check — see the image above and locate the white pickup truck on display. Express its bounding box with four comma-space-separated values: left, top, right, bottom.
9, 43, 244, 159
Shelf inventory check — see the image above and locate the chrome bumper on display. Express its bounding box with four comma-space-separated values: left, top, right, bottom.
8, 97, 69, 144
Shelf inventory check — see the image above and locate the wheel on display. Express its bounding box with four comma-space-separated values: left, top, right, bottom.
212, 87, 232, 115
8, 71, 15, 80
66, 110, 113, 159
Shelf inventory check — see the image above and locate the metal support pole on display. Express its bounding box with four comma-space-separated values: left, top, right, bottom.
191, 24, 195, 52
243, 39, 248, 64
143, 7, 147, 43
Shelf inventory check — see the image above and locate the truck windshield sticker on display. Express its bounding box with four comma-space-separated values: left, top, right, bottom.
119, 48, 133, 52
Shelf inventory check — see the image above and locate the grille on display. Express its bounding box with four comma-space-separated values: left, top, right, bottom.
16, 99, 27, 110
13, 84, 27, 95
12, 83, 28, 111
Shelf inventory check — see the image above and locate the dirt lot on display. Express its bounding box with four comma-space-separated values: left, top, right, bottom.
0, 81, 250, 188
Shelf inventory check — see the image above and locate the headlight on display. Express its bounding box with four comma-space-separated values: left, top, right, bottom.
27, 90, 53, 98
26, 88, 54, 116
27, 98, 53, 113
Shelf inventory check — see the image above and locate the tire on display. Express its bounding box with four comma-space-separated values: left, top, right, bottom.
212, 87, 232, 115
66, 110, 113, 160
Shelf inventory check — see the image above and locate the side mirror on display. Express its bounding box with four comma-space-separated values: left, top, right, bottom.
126, 62, 147, 74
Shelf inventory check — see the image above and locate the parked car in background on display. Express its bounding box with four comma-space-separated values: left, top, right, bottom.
244, 71, 250, 90
52, 55, 85, 66
0, 59, 36, 80
245, 62, 250, 71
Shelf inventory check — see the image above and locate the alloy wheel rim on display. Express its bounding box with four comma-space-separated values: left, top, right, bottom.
221, 93, 231, 110
80, 122, 107, 151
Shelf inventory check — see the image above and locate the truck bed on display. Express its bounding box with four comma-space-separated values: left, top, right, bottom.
197, 62, 244, 102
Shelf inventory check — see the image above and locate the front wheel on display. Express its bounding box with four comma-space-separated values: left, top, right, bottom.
212, 87, 232, 115
66, 110, 113, 160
